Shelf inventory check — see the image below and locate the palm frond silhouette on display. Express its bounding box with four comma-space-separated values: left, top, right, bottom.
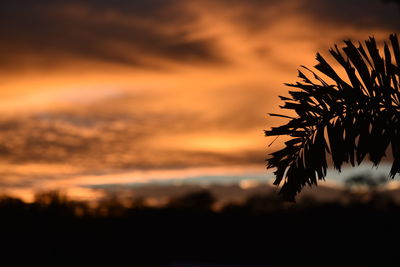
266, 34, 400, 201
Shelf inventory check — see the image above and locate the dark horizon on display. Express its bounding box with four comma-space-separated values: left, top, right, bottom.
0, 0, 399, 200
1, 174, 400, 266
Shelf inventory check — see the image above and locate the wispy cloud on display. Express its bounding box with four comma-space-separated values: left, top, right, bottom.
0, 0, 228, 70
0, 95, 265, 171
1, 0, 398, 71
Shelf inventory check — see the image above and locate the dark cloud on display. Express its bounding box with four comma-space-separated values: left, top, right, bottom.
383, 0, 400, 5
205, 0, 400, 34
304, 0, 400, 32
1, 0, 398, 70
204, 0, 284, 33
0, 0, 228, 69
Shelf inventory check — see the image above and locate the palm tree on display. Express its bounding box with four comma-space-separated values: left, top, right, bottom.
266, 34, 400, 201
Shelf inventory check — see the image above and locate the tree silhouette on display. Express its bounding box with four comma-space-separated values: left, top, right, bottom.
344, 173, 387, 192
266, 34, 400, 201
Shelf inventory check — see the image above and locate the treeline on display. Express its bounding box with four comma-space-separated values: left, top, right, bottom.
0, 188, 399, 266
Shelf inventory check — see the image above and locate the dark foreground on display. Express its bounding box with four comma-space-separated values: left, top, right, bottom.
0, 190, 399, 267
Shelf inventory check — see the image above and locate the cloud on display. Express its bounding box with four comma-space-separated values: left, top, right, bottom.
211, 0, 400, 33
303, 0, 400, 32
1, 0, 398, 71
0, 0, 228, 70
0, 98, 265, 171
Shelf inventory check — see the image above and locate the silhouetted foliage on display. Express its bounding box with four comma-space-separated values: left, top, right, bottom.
0, 190, 399, 266
266, 34, 400, 201
345, 173, 387, 191
167, 190, 215, 212
343, 173, 396, 208
243, 193, 285, 213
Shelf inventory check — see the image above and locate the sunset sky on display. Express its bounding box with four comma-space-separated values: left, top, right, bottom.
1, 0, 399, 201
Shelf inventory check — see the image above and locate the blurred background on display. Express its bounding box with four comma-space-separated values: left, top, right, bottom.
0, 0, 399, 206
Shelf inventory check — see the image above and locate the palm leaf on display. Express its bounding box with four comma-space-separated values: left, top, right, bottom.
266, 34, 400, 201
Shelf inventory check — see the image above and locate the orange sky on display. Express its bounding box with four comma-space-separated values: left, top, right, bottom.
0, 0, 399, 201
